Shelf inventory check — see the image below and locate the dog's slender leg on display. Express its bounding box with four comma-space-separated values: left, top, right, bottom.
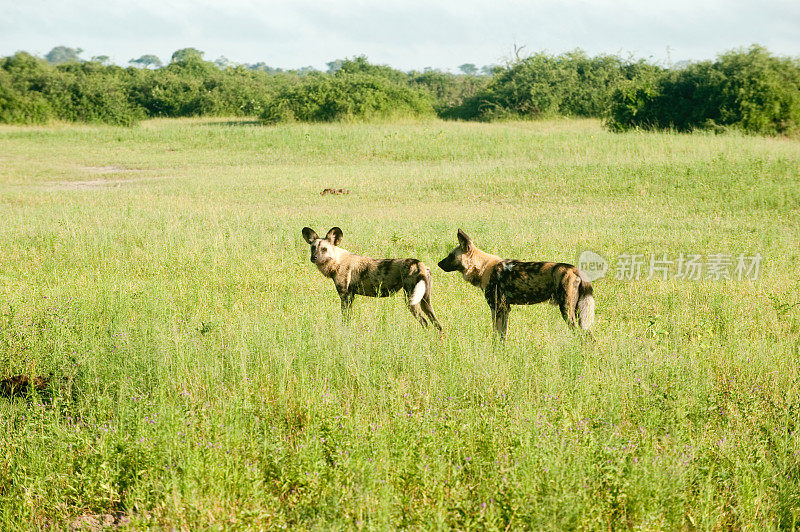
559, 301, 577, 329
493, 306, 509, 341
407, 302, 430, 328
557, 278, 581, 330
340, 292, 355, 323
487, 284, 509, 341
420, 296, 443, 332
489, 301, 509, 341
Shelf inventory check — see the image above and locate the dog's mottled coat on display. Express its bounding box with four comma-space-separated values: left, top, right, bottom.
438, 229, 594, 340
302, 227, 442, 331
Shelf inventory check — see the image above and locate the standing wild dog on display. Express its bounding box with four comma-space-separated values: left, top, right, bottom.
438, 229, 594, 340
302, 227, 442, 331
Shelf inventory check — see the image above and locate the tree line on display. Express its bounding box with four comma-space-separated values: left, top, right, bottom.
1, 45, 798, 135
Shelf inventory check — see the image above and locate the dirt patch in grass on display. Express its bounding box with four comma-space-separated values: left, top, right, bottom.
45, 176, 176, 190
77, 165, 137, 174
70, 513, 132, 531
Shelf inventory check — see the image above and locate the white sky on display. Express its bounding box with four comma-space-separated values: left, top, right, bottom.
1, 0, 799, 71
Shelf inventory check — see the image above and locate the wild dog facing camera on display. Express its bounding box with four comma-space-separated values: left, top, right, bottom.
302, 226, 342, 265
300, 226, 443, 332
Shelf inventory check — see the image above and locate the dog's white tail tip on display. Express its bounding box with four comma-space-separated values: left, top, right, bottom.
579, 294, 595, 331
409, 280, 426, 306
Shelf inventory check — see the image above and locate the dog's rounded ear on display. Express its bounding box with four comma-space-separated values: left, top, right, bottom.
457, 228, 473, 252
302, 227, 318, 244
326, 227, 343, 246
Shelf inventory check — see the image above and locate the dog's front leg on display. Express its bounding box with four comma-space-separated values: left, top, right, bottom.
492, 306, 509, 342
339, 291, 355, 323
486, 285, 509, 341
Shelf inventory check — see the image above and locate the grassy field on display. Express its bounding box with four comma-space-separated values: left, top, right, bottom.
1, 117, 799, 529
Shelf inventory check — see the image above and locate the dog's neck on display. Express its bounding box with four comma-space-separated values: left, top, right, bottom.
462, 247, 503, 290
315, 246, 351, 278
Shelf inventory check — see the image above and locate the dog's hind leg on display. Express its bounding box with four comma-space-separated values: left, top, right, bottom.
404, 276, 432, 329
559, 301, 576, 329
407, 302, 430, 328
559, 279, 580, 329
420, 296, 443, 332
418, 273, 443, 332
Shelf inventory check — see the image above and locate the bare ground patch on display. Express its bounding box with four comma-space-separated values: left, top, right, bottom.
45, 176, 176, 190
77, 165, 138, 174
70, 513, 132, 531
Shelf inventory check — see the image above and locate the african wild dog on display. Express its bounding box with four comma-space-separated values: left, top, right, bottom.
302, 227, 442, 331
438, 229, 594, 340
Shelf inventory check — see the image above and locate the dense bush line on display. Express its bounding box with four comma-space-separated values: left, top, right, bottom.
446, 51, 661, 121
1, 46, 798, 135
607, 46, 800, 135
0, 52, 296, 126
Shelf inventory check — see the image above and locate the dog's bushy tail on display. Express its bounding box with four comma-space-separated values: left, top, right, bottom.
409, 279, 426, 306
409, 266, 434, 306
577, 275, 595, 331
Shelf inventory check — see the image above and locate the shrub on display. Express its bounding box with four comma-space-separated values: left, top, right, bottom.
0, 52, 57, 124
411, 71, 490, 117
449, 50, 641, 121
52, 63, 146, 126
335, 55, 410, 84
0, 68, 52, 124
260, 72, 435, 123
607, 46, 800, 135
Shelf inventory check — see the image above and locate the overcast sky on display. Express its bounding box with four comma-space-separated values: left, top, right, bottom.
2, 0, 799, 71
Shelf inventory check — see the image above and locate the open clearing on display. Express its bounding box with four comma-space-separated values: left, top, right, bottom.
1, 118, 799, 529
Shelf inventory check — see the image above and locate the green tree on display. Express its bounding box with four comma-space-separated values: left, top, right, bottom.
45, 46, 83, 64
458, 63, 478, 75
326, 59, 344, 74
170, 48, 204, 63
246, 62, 283, 74
129, 55, 163, 69
293, 66, 319, 76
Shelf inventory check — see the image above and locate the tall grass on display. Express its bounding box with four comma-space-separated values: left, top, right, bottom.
1, 118, 799, 528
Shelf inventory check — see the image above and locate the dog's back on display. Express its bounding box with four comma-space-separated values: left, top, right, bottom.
485, 260, 575, 305
343, 257, 428, 298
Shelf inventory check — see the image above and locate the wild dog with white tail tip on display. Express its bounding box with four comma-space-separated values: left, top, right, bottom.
438, 229, 594, 341
302, 227, 442, 331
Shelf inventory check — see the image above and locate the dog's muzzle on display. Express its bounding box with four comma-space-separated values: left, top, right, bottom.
437, 258, 455, 272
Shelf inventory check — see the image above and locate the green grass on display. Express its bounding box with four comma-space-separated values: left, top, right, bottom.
1, 117, 799, 529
